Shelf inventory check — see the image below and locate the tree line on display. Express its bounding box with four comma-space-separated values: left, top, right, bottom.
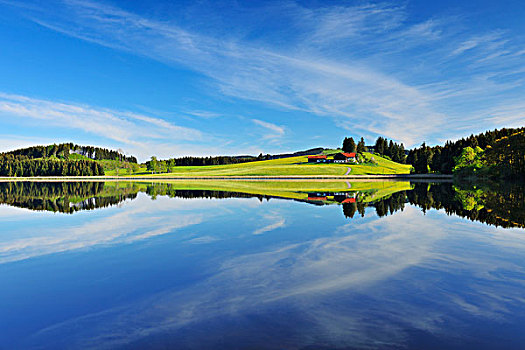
342, 137, 367, 154
406, 182, 525, 229
406, 127, 525, 177
0, 142, 141, 177
0, 156, 104, 177
144, 183, 271, 201
373, 137, 406, 163
145, 155, 261, 173
342, 136, 406, 162
3, 143, 137, 163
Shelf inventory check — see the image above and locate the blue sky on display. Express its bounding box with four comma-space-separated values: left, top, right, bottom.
0, 0, 524, 161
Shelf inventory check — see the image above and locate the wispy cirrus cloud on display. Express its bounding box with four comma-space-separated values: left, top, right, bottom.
0, 1, 442, 145
251, 119, 285, 140
0, 92, 204, 160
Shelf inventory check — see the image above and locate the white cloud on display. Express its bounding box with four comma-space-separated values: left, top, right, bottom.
251, 118, 285, 140
0, 92, 203, 161
0, 134, 58, 153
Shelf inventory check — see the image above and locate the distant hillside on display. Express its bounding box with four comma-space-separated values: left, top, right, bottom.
3, 143, 137, 163
0, 142, 140, 177
151, 148, 327, 169
268, 147, 325, 159
137, 152, 410, 177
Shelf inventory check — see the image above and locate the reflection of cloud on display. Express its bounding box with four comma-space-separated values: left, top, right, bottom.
0, 195, 207, 264
253, 215, 286, 235
13, 204, 525, 349
186, 235, 219, 244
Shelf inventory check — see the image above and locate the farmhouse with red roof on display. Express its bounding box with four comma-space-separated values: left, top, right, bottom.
307, 155, 328, 163
333, 152, 357, 163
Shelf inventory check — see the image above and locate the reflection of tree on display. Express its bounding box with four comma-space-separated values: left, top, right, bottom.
407, 182, 525, 228
373, 191, 407, 217
3, 181, 524, 228
360, 182, 525, 229
144, 184, 272, 201
342, 202, 367, 218
0, 182, 138, 213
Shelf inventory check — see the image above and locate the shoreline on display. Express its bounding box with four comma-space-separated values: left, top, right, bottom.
0, 174, 453, 182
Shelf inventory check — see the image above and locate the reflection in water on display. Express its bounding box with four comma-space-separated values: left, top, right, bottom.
367, 182, 525, 229
0, 180, 524, 349
410, 181, 525, 229
1, 180, 523, 229
0, 181, 138, 213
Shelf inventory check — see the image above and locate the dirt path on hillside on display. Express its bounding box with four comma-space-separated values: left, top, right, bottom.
344, 167, 352, 175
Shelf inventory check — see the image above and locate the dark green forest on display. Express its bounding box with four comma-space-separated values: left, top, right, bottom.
406, 127, 525, 178
344, 127, 524, 179
0, 157, 104, 177
0, 142, 136, 176
372, 137, 407, 163
4, 143, 137, 163
0, 182, 270, 213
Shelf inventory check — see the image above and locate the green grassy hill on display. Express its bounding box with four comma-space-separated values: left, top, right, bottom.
127, 179, 411, 201
127, 152, 410, 177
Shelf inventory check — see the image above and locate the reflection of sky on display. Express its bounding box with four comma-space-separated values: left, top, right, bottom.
1, 196, 525, 349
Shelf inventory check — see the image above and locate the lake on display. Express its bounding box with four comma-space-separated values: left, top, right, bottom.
1, 180, 524, 349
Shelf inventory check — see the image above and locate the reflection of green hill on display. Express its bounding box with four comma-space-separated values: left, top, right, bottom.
133, 180, 412, 203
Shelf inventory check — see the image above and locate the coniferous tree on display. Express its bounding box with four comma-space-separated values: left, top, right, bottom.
357, 137, 366, 153
375, 137, 385, 155
342, 137, 357, 153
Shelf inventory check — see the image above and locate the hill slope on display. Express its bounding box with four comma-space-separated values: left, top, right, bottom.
132, 152, 411, 177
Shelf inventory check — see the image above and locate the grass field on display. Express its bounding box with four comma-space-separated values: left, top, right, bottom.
66, 153, 137, 176
120, 152, 411, 177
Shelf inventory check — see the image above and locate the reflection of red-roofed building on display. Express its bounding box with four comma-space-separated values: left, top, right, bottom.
308, 155, 327, 163
308, 196, 328, 201
341, 197, 356, 204
334, 152, 357, 163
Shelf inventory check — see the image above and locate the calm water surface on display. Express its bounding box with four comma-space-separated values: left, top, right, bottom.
1, 181, 525, 349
